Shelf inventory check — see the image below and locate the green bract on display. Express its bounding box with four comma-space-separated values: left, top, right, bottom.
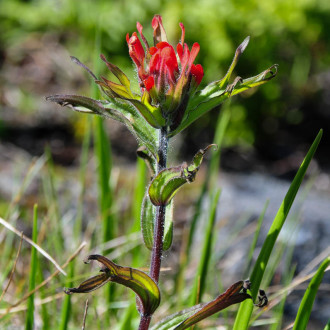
46, 17, 280, 329
151, 281, 251, 330
65, 255, 160, 316
148, 145, 216, 206
141, 196, 173, 251
47, 37, 277, 161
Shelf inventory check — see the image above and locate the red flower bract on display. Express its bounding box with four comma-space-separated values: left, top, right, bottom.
127, 15, 203, 123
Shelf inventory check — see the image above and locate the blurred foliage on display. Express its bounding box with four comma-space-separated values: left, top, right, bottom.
1, 0, 330, 161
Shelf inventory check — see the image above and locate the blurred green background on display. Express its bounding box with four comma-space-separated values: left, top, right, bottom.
1, 0, 330, 173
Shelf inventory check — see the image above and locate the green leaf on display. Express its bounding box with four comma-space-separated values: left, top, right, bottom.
148, 145, 216, 206
100, 55, 165, 128
230, 64, 279, 97
150, 305, 205, 330
168, 39, 278, 138
137, 146, 156, 176
107, 99, 159, 160
128, 98, 165, 128
233, 129, 323, 330
46, 94, 112, 116
293, 257, 330, 330
141, 194, 173, 251
97, 83, 165, 128
46, 94, 159, 160
100, 54, 131, 89
98, 77, 135, 99
152, 281, 251, 330
218, 36, 250, 89
65, 255, 161, 316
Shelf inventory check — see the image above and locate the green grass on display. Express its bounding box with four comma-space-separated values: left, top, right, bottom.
0, 128, 327, 329
233, 129, 323, 330
189, 189, 221, 306
25, 205, 38, 330
0, 2, 329, 326
293, 257, 330, 330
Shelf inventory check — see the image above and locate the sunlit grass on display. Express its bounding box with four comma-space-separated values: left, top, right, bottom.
0, 130, 329, 329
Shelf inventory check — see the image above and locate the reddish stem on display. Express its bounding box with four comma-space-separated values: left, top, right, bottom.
139, 127, 168, 330
138, 315, 151, 330
149, 126, 168, 283
149, 204, 166, 282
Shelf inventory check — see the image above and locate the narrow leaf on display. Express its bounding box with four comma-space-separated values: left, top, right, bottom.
100, 54, 131, 89
65, 273, 110, 294
47, 94, 159, 160
70, 56, 98, 81
175, 281, 251, 330
141, 194, 155, 250
65, 255, 160, 316
324, 319, 330, 330
169, 64, 278, 137
25, 205, 38, 330
230, 64, 279, 97
128, 99, 165, 128
293, 257, 330, 330
98, 77, 134, 99
149, 145, 216, 206
163, 200, 174, 251
150, 304, 205, 330
190, 190, 221, 305
218, 36, 250, 89
233, 129, 323, 330
137, 146, 156, 176
46, 94, 109, 116
141, 194, 173, 251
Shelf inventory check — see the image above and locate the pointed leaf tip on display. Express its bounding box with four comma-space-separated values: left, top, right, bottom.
65, 255, 160, 316
171, 280, 252, 330
237, 36, 250, 55
70, 56, 98, 81
149, 144, 215, 206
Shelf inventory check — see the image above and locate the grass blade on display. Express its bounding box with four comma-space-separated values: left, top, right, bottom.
324, 319, 330, 330
131, 158, 147, 233
187, 102, 230, 260
208, 101, 231, 190
0, 216, 66, 275
190, 189, 221, 305
92, 29, 116, 248
293, 257, 330, 330
59, 261, 75, 330
74, 117, 92, 238
233, 129, 323, 330
175, 105, 230, 305
0, 232, 23, 304
94, 116, 116, 246
243, 200, 269, 278
25, 204, 38, 330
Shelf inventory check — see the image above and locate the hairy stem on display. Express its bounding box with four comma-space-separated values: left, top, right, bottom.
150, 127, 168, 282
139, 127, 168, 330
138, 315, 151, 330
149, 204, 166, 282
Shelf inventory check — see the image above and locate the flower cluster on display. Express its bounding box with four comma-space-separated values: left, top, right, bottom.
126, 15, 203, 124
47, 14, 277, 155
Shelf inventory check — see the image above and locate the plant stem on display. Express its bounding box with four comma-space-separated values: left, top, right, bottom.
150, 126, 168, 282
149, 204, 166, 282
138, 315, 151, 330
139, 127, 168, 330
